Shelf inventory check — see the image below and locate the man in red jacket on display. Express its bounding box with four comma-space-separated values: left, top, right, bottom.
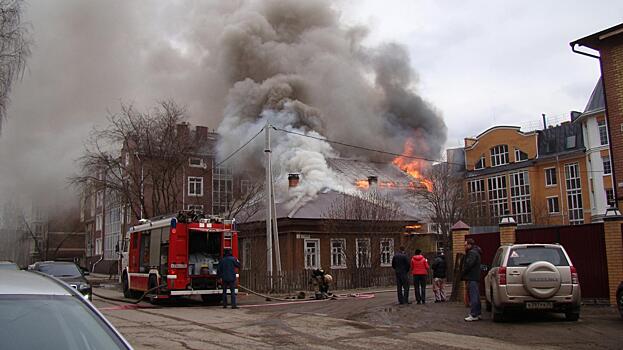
411, 249, 430, 304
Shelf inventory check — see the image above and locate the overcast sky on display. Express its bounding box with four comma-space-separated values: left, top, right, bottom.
343, 0, 623, 148
0, 0, 621, 203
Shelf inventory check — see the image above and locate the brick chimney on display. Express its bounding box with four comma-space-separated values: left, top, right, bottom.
367, 175, 378, 187
177, 122, 190, 139
195, 126, 208, 141
288, 173, 300, 188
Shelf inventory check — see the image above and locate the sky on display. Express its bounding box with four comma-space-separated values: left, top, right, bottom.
0, 0, 621, 206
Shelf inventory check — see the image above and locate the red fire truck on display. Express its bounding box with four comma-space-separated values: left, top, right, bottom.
120, 211, 239, 302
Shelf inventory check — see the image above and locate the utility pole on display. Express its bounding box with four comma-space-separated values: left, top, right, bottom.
264, 123, 273, 281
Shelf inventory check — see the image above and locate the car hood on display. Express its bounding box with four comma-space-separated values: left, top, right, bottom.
58, 276, 89, 285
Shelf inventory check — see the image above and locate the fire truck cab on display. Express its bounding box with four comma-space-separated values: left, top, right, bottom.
120, 211, 238, 302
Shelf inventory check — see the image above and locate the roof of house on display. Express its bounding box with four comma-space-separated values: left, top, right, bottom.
240, 158, 427, 223
571, 22, 623, 50
584, 78, 606, 115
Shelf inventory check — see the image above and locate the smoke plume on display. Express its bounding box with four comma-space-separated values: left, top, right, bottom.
215, 0, 446, 203
0, 0, 445, 218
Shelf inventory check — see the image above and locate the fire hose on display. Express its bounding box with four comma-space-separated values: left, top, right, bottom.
93, 283, 378, 305
92, 283, 168, 304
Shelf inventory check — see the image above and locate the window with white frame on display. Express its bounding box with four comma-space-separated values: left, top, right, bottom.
598, 119, 608, 145
356, 238, 371, 268
564, 162, 584, 225
380, 239, 394, 267
467, 179, 487, 219
428, 223, 439, 234
187, 204, 204, 211
104, 206, 122, 260
189, 157, 205, 168
188, 177, 203, 197
474, 155, 485, 170
545, 167, 557, 186
487, 175, 508, 223
304, 239, 320, 269
602, 156, 612, 175
242, 240, 251, 270
330, 239, 346, 269
95, 214, 103, 231
490, 145, 509, 167
95, 238, 102, 255
547, 196, 560, 214
240, 179, 250, 195
212, 167, 233, 215
510, 171, 532, 224
514, 148, 528, 162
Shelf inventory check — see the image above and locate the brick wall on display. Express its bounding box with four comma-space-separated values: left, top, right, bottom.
600, 35, 623, 206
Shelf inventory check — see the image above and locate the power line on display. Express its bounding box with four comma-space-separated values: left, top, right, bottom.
214, 125, 265, 168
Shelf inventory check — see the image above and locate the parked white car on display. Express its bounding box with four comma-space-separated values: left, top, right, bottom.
484, 243, 581, 322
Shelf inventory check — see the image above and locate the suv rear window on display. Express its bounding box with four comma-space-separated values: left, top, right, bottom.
506, 246, 569, 267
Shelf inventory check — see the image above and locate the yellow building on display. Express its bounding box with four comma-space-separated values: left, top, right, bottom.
464, 122, 591, 226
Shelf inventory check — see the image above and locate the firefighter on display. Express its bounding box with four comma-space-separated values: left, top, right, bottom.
217, 248, 240, 309
311, 268, 332, 299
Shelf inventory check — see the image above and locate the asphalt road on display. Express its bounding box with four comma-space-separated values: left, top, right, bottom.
92, 286, 623, 350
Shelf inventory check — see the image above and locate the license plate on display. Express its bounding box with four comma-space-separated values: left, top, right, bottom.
525, 302, 553, 310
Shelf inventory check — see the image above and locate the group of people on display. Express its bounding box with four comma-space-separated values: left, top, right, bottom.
391, 247, 448, 305
391, 239, 483, 322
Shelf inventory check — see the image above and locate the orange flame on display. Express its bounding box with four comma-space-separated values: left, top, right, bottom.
392, 138, 433, 192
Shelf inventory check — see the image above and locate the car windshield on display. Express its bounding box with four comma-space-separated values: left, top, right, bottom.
0, 263, 19, 270
507, 246, 569, 267
38, 263, 82, 277
0, 295, 128, 349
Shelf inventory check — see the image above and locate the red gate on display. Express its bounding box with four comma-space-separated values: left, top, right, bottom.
464, 231, 500, 296
516, 223, 609, 300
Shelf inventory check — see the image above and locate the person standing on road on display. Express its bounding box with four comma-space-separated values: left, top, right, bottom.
462, 238, 482, 321
410, 249, 430, 304
391, 246, 411, 304
217, 248, 240, 309
431, 252, 447, 302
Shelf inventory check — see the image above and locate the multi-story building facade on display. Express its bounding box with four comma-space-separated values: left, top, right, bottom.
573, 78, 614, 221
464, 121, 591, 227
82, 123, 222, 273
572, 23, 623, 210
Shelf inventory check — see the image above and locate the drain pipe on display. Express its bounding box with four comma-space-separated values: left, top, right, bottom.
570, 43, 600, 59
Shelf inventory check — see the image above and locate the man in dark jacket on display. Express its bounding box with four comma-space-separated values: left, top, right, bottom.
391, 246, 411, 304
431, 252, 447, 302
462, 238, 482, 321
217, 248, 240, 309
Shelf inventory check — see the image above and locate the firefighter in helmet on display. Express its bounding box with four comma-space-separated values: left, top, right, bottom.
311, 268, 332, 299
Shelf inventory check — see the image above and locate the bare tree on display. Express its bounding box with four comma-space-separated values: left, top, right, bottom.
221, 178, 264, 222
70, 100, 197, 221
0, 0, 31, 131
414, 162, 467, 251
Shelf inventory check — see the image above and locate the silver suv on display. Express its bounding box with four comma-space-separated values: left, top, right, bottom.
484, 243, 581, 322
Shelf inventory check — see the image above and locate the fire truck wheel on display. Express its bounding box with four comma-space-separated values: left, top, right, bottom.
148, 274, 160, 304
122, 273, 135, 299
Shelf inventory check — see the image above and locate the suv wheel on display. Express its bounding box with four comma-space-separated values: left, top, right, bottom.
565, 310, 580, 321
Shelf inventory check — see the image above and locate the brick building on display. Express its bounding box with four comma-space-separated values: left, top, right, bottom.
571, 23, 623, 209
464, 121, 591, 227
82, 123, 239, 273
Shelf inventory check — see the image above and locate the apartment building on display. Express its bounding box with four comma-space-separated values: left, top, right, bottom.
464, 121, 591, 226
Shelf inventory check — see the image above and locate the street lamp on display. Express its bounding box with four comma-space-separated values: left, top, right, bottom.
604, 205, 622, 220
499, 215, 516, 226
